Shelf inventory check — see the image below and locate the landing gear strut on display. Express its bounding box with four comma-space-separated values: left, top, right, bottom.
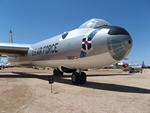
71, 71, 87, 85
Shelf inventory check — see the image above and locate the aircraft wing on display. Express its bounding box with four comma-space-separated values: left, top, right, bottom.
0, 43, 30, 56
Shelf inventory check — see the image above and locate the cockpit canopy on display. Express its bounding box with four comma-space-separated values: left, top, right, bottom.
79, 18, 111, 29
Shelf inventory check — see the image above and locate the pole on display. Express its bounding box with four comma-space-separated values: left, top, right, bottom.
9, 30, 13, 43
48, 76, 54, 93
51, 84, 53, 93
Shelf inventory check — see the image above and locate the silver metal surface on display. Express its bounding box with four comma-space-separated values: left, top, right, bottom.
0, 18, 133, 69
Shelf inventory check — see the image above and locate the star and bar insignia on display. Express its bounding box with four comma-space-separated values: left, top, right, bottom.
80, 29, 98, 58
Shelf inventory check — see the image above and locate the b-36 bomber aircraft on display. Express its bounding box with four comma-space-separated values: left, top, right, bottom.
0, 18, 132, 85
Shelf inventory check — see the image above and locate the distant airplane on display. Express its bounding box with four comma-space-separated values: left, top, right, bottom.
117, 61, 142, 73
115, 61, 129, 69
0, 18, 132, 85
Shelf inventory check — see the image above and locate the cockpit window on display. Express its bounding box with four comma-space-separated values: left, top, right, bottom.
62, 32, 68, 39
79, 18, 111, 29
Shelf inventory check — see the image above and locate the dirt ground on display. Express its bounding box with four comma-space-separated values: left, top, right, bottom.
0, 67, 150, 113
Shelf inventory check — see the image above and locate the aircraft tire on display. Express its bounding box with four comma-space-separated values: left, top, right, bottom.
53, 68, 63, 76
71, 72, 80, 85
79, 72, 87, 85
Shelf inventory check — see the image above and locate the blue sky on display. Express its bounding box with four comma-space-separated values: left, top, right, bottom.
0, 0, 150, 65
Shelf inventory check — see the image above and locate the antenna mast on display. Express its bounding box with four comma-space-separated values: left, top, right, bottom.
9, 30, 13, 43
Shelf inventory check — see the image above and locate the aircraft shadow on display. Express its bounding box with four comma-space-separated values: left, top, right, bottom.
0, 72, 150, 94
49, 73, 130, 78
86, 73, 130, 77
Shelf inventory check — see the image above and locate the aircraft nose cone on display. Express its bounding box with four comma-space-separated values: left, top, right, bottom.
107, 26, 132, 61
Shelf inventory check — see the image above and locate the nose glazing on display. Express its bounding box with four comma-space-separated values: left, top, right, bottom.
107, 26, 132, 61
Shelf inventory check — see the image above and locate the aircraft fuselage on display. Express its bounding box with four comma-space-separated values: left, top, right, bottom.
15, 26, 132, 69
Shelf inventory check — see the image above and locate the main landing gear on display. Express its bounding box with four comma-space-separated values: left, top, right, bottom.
53, 68, 63, 77
71, 71, 87, 85
53, 68, 87, 85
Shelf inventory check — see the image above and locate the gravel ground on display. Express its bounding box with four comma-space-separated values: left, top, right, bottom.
0, 67, 150, 113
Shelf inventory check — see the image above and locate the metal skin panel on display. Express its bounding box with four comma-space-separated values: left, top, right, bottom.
31, 52, 115, 69
3, 19, 132, 69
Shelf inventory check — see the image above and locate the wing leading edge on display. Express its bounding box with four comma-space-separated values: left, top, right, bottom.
0, 43, 30, 56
